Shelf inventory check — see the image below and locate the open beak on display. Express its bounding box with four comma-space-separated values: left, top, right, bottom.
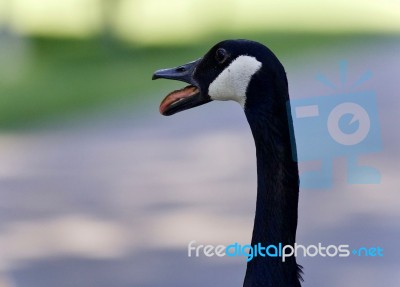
152, 58, 211, 116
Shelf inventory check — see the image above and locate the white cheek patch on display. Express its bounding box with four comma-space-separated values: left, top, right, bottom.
208, 55, 262, 108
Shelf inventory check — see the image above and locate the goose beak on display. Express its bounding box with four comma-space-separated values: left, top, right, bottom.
152, 58, 211, 116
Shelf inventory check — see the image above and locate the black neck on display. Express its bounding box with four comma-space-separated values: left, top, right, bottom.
243, 73, 301, 287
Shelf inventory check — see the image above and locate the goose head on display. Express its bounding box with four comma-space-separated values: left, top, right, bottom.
152, 39, 288, 117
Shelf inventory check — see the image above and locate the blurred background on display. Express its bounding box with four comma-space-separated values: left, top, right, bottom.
0, 0, 399, 286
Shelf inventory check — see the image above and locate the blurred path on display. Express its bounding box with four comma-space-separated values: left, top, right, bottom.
0, 39, 399, 287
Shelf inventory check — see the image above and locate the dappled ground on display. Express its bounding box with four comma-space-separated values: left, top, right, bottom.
0, 38, 399, 287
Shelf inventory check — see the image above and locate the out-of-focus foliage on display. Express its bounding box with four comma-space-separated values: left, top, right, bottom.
0, 0, 399, 128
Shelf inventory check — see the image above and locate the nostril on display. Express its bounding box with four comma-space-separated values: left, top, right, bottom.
176, 66, 186, 73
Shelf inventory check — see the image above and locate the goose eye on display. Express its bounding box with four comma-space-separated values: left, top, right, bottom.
215, 48, 228, 63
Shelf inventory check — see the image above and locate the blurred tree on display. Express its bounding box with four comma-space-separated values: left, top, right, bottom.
100, 0, 120, 49
0, 0, 11, 33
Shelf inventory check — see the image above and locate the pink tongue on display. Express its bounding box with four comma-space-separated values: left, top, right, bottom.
159, 86, 198, 114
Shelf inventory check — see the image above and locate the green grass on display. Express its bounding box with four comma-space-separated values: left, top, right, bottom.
0, 32, 396, 129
